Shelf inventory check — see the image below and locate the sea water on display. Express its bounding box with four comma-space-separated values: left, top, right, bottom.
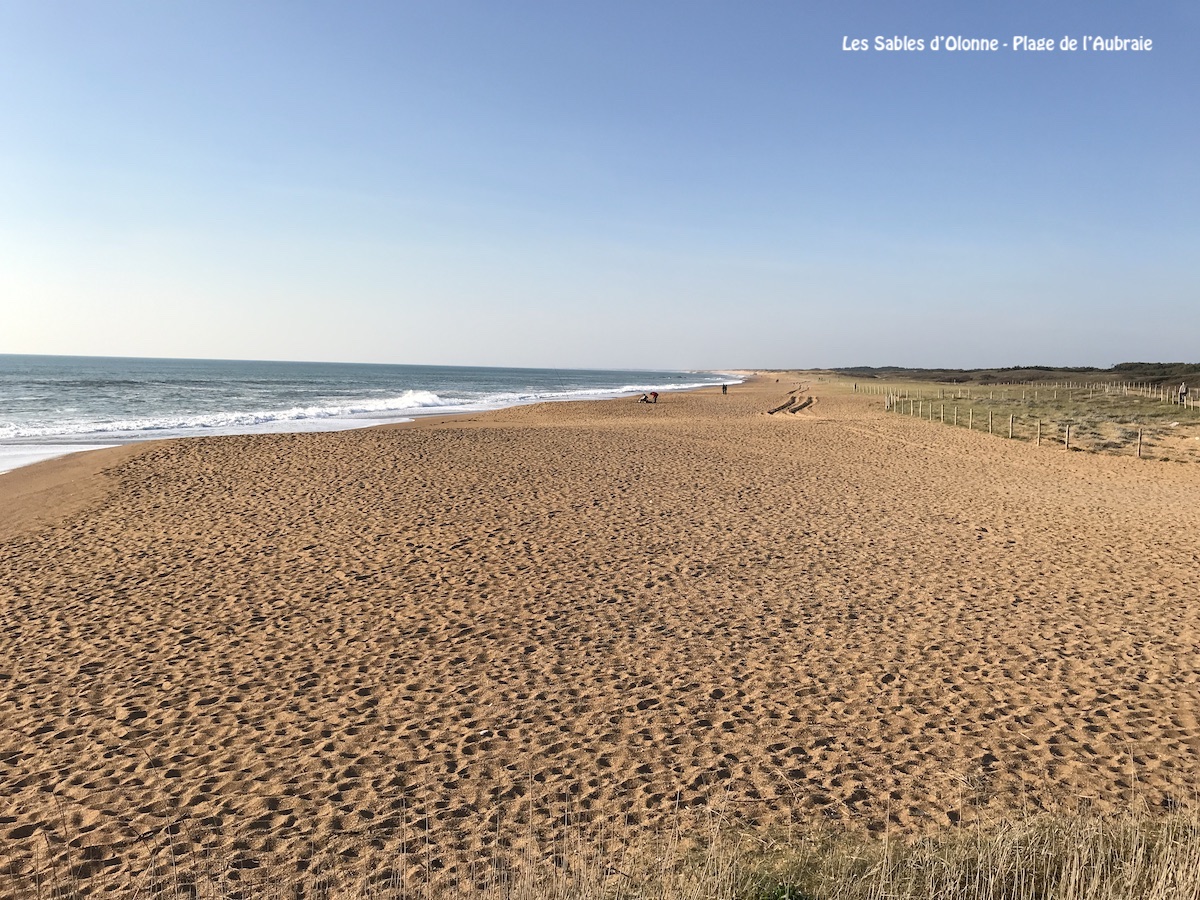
0, 355, 735, 474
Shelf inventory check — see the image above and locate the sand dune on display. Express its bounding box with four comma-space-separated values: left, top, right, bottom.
3, 376, 1199, 895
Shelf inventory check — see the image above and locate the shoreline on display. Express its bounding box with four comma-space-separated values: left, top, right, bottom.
0, 372, 744, 477
0, 377, 748, 540
5, 373, 1198, 895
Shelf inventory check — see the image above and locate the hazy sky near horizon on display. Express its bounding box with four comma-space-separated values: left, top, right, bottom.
2, 1, 1196, 370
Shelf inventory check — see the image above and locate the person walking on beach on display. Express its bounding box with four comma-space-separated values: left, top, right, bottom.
1181, 382, 1189, 404
722, 384, 727, 395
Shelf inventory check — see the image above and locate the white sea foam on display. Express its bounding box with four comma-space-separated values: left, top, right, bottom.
0, 390, 456, 439
0, 444, 120, 476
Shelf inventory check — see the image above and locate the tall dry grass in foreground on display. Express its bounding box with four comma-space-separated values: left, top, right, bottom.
9, 808, 1200, 900
746, 809, 1200, 900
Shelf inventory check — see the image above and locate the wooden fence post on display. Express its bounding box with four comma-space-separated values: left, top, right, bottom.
1009, 414, 1014, 439
1036, 419, 1041, 446
1065, 424, 1071, 450
969, 408, 973, 430
988, 410, 993, 434
1137, 428, 1143, 459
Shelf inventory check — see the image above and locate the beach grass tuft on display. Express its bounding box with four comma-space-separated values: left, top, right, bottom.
740, 808, 1200, 900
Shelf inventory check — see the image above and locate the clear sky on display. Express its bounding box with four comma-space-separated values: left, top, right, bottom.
2, 1, 1196, 370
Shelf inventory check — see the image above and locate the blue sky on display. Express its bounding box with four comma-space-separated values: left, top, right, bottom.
2, 1, 1195, 369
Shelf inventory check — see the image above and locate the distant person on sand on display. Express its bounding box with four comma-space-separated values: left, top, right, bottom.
1181, 383, 1189, 404
650, 391, 658, 403
638, 393, 651, 403
722, 384, 727, 395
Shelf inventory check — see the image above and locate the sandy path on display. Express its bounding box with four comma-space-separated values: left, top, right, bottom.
2, 377, 1199, 895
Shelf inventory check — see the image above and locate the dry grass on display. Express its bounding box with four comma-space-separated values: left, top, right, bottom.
745, 808, 1200, 900
8, 807, 1200, 899
860, 380, 1200, 462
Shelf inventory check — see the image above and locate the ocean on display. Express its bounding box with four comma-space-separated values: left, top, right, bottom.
0, 355, 735, 474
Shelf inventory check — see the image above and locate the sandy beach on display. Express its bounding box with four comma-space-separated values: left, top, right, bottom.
3, 375, 1199, 896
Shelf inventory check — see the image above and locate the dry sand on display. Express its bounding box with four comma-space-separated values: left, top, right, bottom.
3, 375, 1200, 895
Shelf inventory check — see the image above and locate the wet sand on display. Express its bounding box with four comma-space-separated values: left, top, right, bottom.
3, 375, 1199, 895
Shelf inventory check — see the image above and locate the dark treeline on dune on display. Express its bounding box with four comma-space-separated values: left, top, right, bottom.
832, 362, 1200, 385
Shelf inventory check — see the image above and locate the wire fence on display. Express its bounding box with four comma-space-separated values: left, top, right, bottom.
852, 382, 1200, 462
